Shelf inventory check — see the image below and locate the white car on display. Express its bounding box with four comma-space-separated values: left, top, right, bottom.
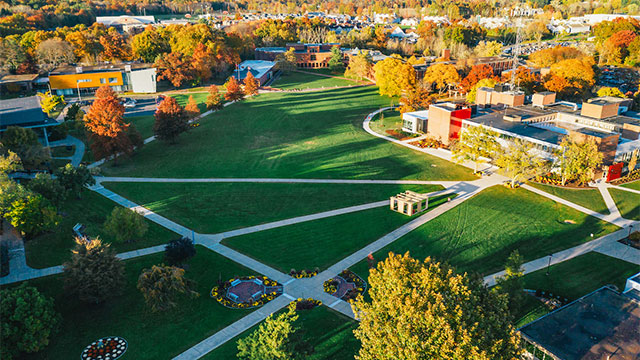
123, 100, 136, 108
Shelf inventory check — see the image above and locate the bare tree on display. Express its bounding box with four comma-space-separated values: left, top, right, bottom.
36, 39, 75, 72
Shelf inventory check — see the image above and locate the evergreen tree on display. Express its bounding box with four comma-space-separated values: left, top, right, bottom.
328, 46, 344, 72
165, 237, 196, 266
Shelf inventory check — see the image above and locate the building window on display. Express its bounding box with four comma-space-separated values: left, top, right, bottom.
310, 55, 316, 61
100, 78, 106, 84
109, 77, 118, 84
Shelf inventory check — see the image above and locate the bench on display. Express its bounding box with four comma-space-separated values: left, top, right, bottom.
253, 279, 263, 286
228, 293, 239, 302
231, 279, 241, 287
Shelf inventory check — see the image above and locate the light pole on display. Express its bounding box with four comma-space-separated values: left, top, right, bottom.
76, 80, 82, 102
545, 254, 552, 276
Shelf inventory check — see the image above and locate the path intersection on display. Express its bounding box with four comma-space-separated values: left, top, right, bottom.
2, 108, 639, 359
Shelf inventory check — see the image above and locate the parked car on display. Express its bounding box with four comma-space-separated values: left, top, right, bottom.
123, 100, 136, 108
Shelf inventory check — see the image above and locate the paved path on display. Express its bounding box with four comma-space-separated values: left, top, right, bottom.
595, 184, 623, 219
49, 135, 85, 167
609, 184, 640, 195
594, 238, 640, 265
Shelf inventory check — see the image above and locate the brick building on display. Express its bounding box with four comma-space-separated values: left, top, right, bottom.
255, 43, 342, 69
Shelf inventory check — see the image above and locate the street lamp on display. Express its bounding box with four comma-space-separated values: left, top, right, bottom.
76, 80, 82, 102
545, 254, 553, 276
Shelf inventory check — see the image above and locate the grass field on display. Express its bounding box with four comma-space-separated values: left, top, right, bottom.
621, 180, 640, 191
272, 71, 359, 90
100, 87, 475, 181
171, 92, 210, 112
350, 186, 619, 280
51, 146, 75, 157
608, 188, 640, 220
202, 306, 359, 360
124, 115, 156, 139
24, 189, 177, 269
14, 248, 260, 360
529, 183, 609, 214
368, 110, 415, 140
522, 252, 639, 300
223, 193, 453, 272
102, 182, 441, 234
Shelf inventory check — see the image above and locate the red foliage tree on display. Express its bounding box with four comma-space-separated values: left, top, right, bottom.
84, 86, 134, 162
224, 77, 245, 101
205, 85, 224, 110
155, 52, 193, 88
243, 72, 260, 96
184, 95, 200, 119
153, 96, 189, 143
460, 64, 496, 92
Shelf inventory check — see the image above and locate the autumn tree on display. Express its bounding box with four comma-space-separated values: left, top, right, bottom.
452, 125, 500, 173
275, 47, 297, 73
466, 78, 497, 104
0, 285, 59, 360
237, 304, 309, 360
494, 251, 526, 316
496, 139, 548, 188
628, 150, 638, 172
104, 207, 148, 244
63, 237, 125, 304
84, 86, 135, 162
529, 46, 585, 67
243, 72, 260, 96
224, 76, 245, 101
36, 38, 75, 71
131, 26, 170, 63
473, 40, 503, 57
345, 50, 373, 80
423, 63, 460, 94
191, 43, 215, 83
502, 67, 540, 95
556, 137, 603, 186
600, 30, 637, 65
137, 265, 199, 312
597, 87, 626, 98
99, 28, 132, 62
544, 58, 596, 99
205, 85, 224, 110
155, 52, 193, 88
460, 64, 496, 93
399, 87, 434, 114
183, 95, 200, 120
351, 252, 520, 360
36, 91, 65, 116
154, 96, 189, 143
373, 55, 416, 97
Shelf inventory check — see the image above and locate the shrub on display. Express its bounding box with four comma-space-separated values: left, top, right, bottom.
0, 243, 8, 277
103, 207, 148, 243
138, 265, 198, 312
164, 237, 196, 266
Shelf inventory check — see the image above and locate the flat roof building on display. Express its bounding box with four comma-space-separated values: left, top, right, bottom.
49, 63, 156, 97
520, 286, 640, 360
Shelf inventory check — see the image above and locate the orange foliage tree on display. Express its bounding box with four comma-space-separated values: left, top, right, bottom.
224, 77, 245, 101
205, 85, 224, 110
155, 52, 193, 88
191, 43, 214, 83
528, 46, 585, 67
399, 87, 434, 114
84, 86, 135, 162
184, 95, 200, 119
243, 72, 260, 96
99, 29, 132, 62
544, 58, 596, 99
153, 97, 189, 143
601, 30, 638, 65
460, 64, 496, 93
501, 66, 540, 94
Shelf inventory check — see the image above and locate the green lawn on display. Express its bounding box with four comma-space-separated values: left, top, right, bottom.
514, 295, 551, 329
100, 87, 475, 181
124, 115, 156, 139
14, 248, 261, 360
223, 193, 453, 272
608, 188, 640, 220
621, 180, 640, 191
102, 182, 441, 234
350, 186, 619, 281
272, 71, 359, 90
24, 189, 177, 269
171, 92, 210, 112
51, 146, 75, 157
368, 110, 414, 140
522, 252, 639, 301
529, 183, 609, 214
202, 306, 359, 360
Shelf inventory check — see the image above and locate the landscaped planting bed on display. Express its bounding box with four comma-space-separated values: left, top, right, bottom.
100, 87, 475, 181
11, 247, 261, 360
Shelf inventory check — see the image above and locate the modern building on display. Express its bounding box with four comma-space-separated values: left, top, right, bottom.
390, 191, 429, 216
49, 64, 157, 97
402, 110, 430, 134
405, 88, 640, 177
96, 15, 156, 32
230, 60, 277, 86
519, 284, 640, 360
255, 43, 342, 68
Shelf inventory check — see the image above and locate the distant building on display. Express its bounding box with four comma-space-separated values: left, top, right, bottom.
255, 43, 342, 69
49, 63, 157, 97
519, 284, 640, 360
0, 96, 59, 145
0, 74, 39, 93
230, 60, 277, 86
96, 15, 155, 32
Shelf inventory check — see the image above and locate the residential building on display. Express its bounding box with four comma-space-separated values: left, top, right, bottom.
231, 60, 277, 86
519, 285, 640, 360
49, 63, 157, 97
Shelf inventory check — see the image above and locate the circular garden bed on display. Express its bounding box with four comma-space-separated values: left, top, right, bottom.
323, 270, 367, 301
211, 276, 283, 309
81, 336, 127, 360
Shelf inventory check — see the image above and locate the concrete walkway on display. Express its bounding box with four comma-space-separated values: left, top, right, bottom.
595, 184, 623, 219
608, 184, 640, 195
49, 135, 85, 167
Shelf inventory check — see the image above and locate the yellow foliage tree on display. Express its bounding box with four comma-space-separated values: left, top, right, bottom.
373, 55, 416, 97
423, 63, 461, 94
